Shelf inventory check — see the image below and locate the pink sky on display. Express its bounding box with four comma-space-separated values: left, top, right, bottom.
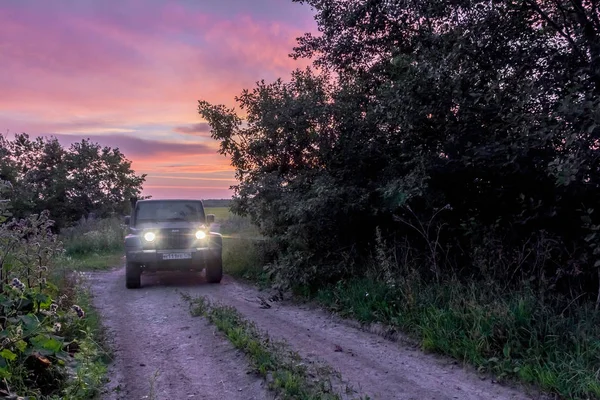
0, 0, 317, 199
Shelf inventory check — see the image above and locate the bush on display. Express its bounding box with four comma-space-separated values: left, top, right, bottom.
0, 192, 106, 398
60, 217, 125, 257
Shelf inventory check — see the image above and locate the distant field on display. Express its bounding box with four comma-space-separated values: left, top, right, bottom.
205, 206, 231, 221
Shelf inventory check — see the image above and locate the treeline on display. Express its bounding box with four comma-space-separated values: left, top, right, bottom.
199, 0, 600, 307
203, 199, 232, 208
0, 133, 146, 230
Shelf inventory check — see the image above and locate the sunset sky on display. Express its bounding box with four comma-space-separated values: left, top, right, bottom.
0, 0, 317, 199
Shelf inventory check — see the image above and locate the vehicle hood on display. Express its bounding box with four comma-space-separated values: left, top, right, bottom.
132, 221, 206, 231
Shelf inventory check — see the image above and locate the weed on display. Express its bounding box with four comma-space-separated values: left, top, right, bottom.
182, 293, 366, 400
60, 217, 125, 257
148, 369, 160, 400
59, 251, 123, 272
313, 278, 600, 400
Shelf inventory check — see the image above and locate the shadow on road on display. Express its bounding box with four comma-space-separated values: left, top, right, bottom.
138, 270, 232, 289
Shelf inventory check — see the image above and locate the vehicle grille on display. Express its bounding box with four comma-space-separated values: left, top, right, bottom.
157, 229, 194, 250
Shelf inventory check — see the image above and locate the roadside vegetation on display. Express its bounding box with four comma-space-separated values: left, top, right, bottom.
0, 182, 110, 399
199, 1, 600, 399
183, 293, 369, 400
0, 135, 142, 398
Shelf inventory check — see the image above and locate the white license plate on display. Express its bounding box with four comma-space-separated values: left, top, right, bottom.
162, 252, 192, 260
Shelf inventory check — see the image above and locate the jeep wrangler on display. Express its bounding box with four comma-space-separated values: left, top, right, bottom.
123, 199, 222, 289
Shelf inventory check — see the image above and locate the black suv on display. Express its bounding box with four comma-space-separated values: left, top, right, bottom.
123, 199, 223, 288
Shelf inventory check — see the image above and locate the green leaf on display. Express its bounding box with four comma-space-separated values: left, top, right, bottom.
0, 349, 17, 362
35, 293, 51, 308
19, 314, 40, 334
15, 340, 27, 353
30, 334, 63, 355
0, 365, 10, 379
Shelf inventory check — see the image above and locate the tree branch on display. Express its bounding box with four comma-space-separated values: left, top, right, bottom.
523, 0, 588, 61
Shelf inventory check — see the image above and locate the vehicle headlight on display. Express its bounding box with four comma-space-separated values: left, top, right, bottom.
195, 230, 206, 240
144, 232, 156, 242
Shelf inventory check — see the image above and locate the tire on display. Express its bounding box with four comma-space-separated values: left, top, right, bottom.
205, 252, 223, 284
125, 261, 141, 289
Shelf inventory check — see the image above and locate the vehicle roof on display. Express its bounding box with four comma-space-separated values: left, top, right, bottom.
136, 199, 203, 203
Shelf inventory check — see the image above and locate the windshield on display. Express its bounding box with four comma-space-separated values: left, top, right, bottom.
134, 201, 205, 224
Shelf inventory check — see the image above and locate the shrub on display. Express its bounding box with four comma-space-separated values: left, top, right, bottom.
60, 217, 125, 257
0, 188, 105, 398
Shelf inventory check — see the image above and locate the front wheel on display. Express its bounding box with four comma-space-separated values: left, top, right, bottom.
205, 253, 223, 284
125, 261, 141, 289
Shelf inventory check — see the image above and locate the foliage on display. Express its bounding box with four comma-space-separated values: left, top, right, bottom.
198, 0, 600, 302
314, 275, 600, 400
0, 186, 107, 398
60, 217, 125, 257
0, 133, 146, 230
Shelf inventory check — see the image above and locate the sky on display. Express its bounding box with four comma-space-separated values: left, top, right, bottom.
0, 0, 317, 199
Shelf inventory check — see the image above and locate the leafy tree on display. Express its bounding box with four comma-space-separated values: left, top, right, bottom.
0, 133, 146, 230
199, 0, 600, 303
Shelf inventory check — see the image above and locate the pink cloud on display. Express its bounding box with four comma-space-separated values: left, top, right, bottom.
0, 1, 318, 199
46, 133, 215, 158
173, 123, 211, 135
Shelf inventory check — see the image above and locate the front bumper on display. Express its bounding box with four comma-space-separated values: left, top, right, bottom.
125, 247, 215, 270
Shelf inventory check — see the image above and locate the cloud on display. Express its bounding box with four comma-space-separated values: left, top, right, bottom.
47, 133, 215, 158
173, 123, 211, 135
0, 0, 318, 200
0, 2, 314, 124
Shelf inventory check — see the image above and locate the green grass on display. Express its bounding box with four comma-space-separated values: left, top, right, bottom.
182, 293, 367, 400
204, 206, 232, 221
222, 237, 272, 285
58, 217, 125, 271
211, 210, 600, 399
55, 275, 111, 399
310, 278, 600, 400
60, 250, 124, 271
60, 217, 125, 257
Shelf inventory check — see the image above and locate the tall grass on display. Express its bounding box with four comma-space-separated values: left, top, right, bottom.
313, 277, 600, 399
214, 208, 600, 399
60, 217, 125, 257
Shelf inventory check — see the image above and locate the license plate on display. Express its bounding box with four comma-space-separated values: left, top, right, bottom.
162, 252, 192, 260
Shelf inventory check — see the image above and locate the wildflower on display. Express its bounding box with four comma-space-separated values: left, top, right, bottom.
39, 266, 48, 272
15, 326, 23, 337
11, 278, 25, 291
53, 322, 62, 333
72, 304, 85, 318
50, 303, 58, 313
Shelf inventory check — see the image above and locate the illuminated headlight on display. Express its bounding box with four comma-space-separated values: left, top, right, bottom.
195, 230, 206, 240
144, 232, 156, 242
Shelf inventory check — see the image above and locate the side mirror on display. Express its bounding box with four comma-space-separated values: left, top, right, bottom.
206, 214, 215, 224
123, 215, 131, 225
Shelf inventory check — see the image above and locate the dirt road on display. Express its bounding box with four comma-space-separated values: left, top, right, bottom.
89, 265, 545, 400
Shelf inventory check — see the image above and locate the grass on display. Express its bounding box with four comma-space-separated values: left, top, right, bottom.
310, 278, 600, 400
60, 217, 125, 257
182, 293, 369, 400
60, 250, 124, 271
54, 272, 112, 399
204, 206, 232, 221
212, 209, 600, 399
58, 216, 125, 271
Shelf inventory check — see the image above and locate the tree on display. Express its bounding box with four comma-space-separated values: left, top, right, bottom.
199, 0, 600, 299
0, 133, 146, 229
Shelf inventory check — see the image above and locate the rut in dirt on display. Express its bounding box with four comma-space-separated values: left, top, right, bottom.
90, 266, 546, 400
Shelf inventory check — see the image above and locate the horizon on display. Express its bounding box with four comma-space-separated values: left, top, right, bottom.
0, 0, 317, 199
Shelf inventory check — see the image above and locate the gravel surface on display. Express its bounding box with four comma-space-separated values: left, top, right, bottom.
89, 266, 547, 400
